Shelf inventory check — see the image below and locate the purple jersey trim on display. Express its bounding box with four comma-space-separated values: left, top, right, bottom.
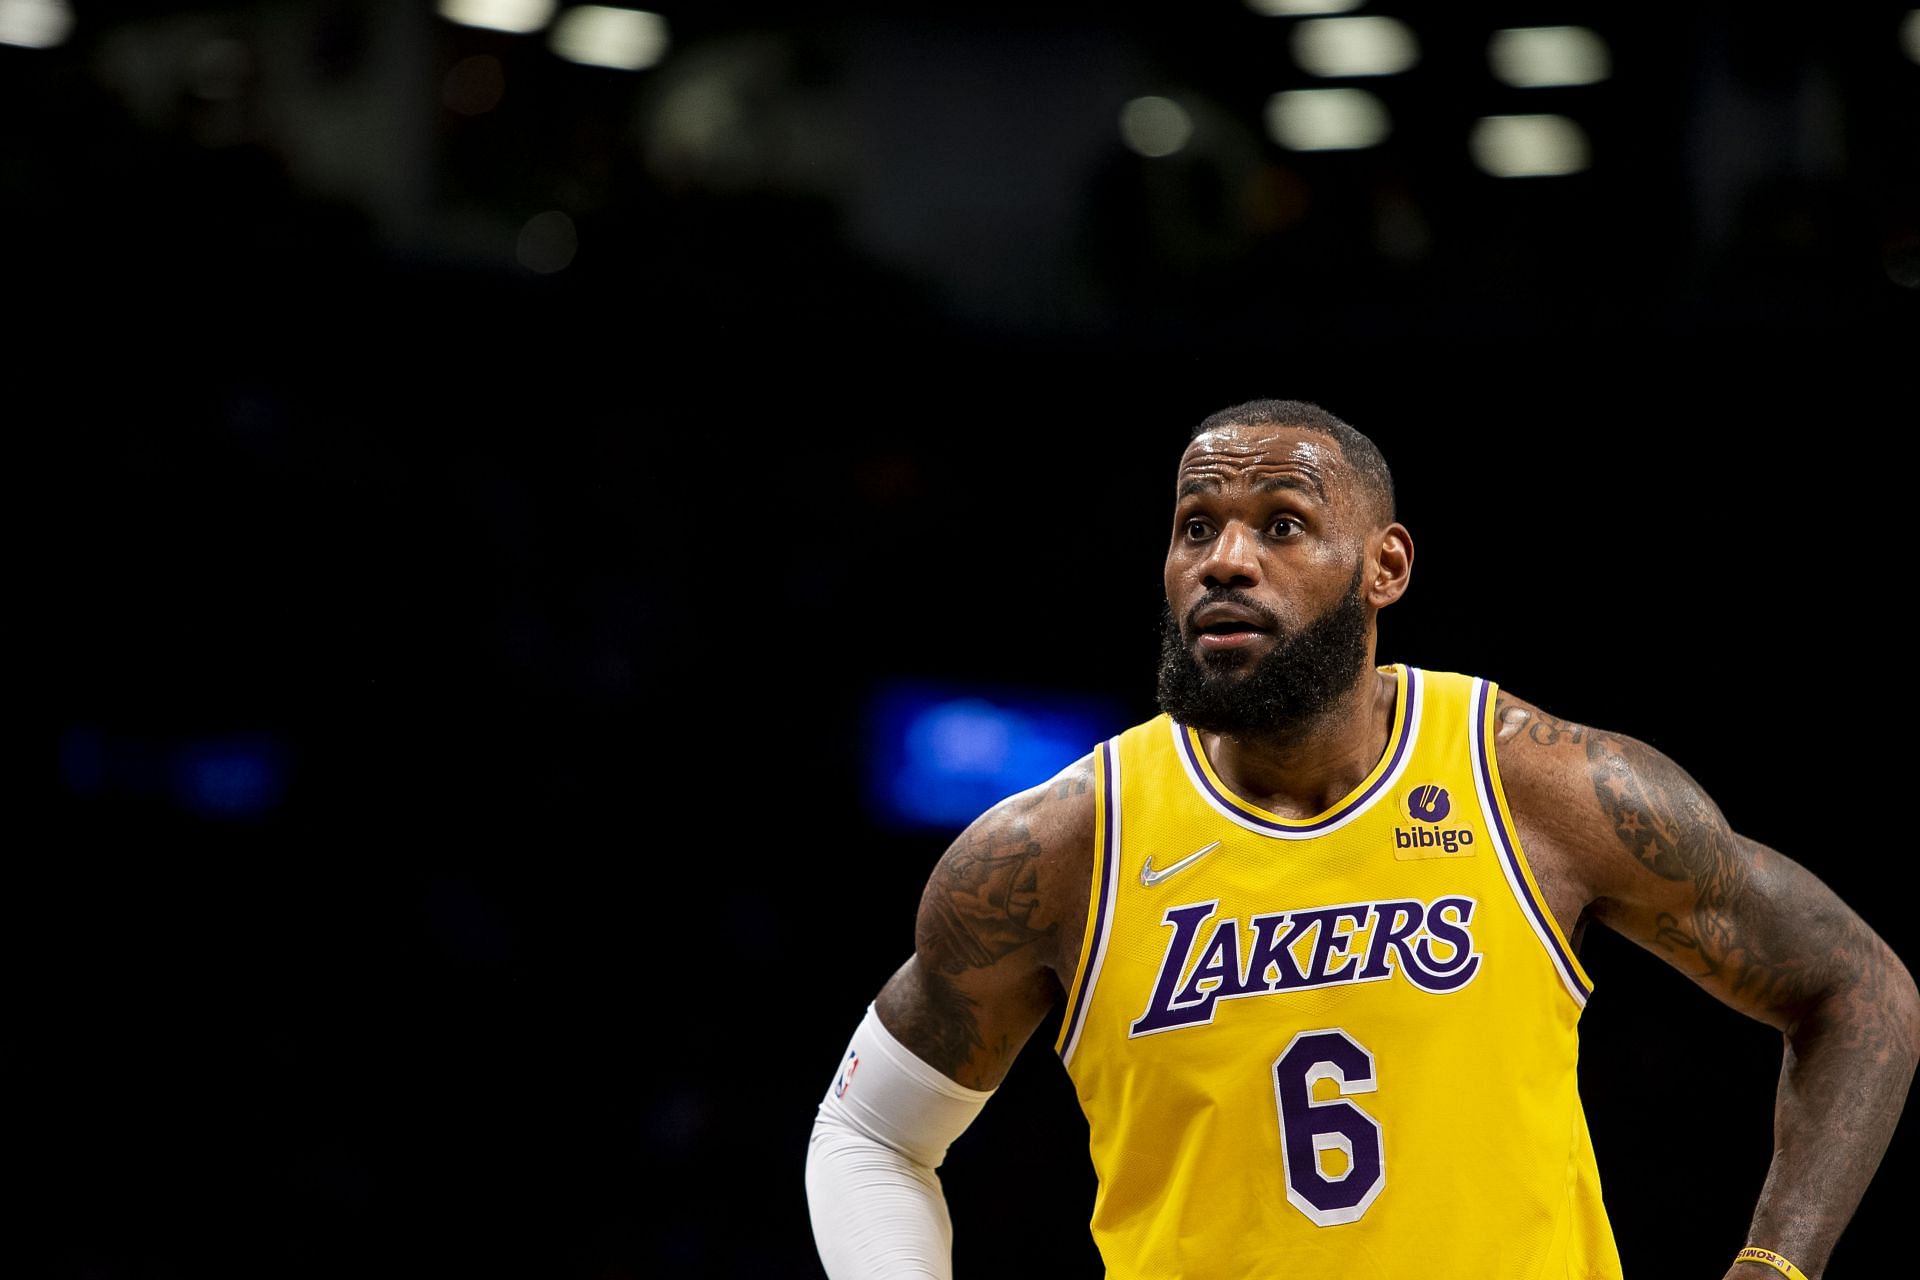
1176, 666, 1419, 835
1473, 679, 1591, 1001
1059, 737, 1119, 1062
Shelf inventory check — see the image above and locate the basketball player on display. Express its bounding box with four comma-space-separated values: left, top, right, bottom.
805, 400, 1919, 1280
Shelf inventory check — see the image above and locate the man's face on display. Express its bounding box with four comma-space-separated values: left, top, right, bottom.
1156, 423, 1376, 733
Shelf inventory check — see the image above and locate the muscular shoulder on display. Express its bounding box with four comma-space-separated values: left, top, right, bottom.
1489, 690, 1604, 846
874, 753, 1098, 1088
914, 752, 1098, 984
1491, 687, 1735, 911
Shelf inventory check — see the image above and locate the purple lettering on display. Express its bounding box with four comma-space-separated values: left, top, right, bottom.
1408, 896, 1482, 992
1357, 899, 1426, 980
1131, 893, 1483, 1038
1242, 912, 1309, 991
1173, 918, 1250, 1006
1130, 901, 1222, 1035
1296, 906, 1367, 984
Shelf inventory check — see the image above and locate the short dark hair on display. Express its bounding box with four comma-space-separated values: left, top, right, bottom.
1191, 399, 1396, 526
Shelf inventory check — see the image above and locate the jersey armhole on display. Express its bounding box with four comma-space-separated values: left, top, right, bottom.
1055, 736, 1121, 1067
1472, 679, 1597, 1008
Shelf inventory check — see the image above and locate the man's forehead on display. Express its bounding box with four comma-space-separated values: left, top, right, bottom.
1178, 423, 1341, 485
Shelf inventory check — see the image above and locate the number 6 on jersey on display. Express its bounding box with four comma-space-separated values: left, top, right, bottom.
1273, 1028, 1384, 1226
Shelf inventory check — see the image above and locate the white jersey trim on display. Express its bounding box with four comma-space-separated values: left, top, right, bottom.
1168, 666, 1423, 841
1059, 737, 1122, 1070
1468, 677, 1590, 1008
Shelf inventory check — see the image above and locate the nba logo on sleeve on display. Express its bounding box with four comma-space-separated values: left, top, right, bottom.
835, 1049, 860, 1098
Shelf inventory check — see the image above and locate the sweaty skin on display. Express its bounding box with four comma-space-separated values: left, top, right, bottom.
869, 422, 1920, 1279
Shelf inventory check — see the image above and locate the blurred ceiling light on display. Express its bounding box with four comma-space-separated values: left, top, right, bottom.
1266, 88, 1390, 151
0, 0, 74, 48
1489, 26, 1611, 87
1904, 11, 1920, 64
1119, 96, 1193, 158
518, 210, 578, 273
437, 0, 555, 35
1245, 0, 1362, 14
1293, 17, 1419, 77
1470, 114, 1590, 177
550, 6, 669, 70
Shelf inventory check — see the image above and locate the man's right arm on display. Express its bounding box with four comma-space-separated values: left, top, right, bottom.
805, 754, 1097, 1279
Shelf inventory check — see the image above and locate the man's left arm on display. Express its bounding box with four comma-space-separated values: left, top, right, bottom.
1495, 692, 1920, 1280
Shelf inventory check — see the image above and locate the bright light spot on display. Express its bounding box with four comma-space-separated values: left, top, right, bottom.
867, 682, 1115, 830
1292, 17, 1420, 78
1119, 96, 1193, 158
923, 701, 1012, 773
517, 210, 578, 272
1266, 88, 1390, 151
1470, 114, 1591, 177
437, 0, 555, 36
1489, 27, 1612, 87
1245, 0, 1362, 14
1904, 11, 1920, 64
445, 54, 507, 115
0, 0, 74, 48
549, 6, 669, 70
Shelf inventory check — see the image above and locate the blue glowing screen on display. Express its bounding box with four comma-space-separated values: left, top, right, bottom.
865, 682, 1119, 829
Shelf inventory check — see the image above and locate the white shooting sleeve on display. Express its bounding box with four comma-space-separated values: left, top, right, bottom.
805, 1004, 995, 1280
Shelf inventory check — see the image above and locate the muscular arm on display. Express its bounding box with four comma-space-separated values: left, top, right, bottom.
1495, 693, 1920, 1279
806, 756, 1096, 1279
876, 753, 1096, 1088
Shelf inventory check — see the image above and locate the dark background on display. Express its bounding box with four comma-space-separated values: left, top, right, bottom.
22, 0, 1920, 1275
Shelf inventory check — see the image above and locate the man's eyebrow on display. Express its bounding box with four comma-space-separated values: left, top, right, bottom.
1254, 473, 1327, 502
1176, 471, 1328, 502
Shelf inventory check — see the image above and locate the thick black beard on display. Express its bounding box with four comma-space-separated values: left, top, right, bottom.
1155, 563, 1372, 738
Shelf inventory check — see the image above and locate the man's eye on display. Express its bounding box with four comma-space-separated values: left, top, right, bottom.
1269, 516, 1301, 537
1184, 519, 1212, 540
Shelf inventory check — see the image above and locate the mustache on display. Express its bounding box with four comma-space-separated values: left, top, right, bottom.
1183, 589, 1281, 635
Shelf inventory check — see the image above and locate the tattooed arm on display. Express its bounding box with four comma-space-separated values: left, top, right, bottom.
874, 752, 1098, 1089
805, 756, 1097, 1278
1494, 692, 1920, 1280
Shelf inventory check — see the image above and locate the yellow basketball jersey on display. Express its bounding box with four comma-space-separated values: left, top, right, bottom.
1054, 664, 1620, 1280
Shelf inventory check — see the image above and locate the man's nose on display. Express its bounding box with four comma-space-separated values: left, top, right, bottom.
1200, 522, 1261, 588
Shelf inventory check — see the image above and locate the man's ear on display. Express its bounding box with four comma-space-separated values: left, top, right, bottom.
1368, 523, 1413, 608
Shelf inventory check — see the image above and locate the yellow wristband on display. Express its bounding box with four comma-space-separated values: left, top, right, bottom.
1734, 1247, 1809, 1280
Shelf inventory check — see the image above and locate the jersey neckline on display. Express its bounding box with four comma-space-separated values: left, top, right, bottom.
1170, 663, 1421, 840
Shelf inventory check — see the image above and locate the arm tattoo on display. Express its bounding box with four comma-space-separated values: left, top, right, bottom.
1495, 698, 1588, 747
1049, 768, 1092, 800
914, 968, 988, 1076
1584, 731, 1705, 883
921, 802, 1055, 973
1583, 732, 1814, 1010
909, 793, 1061, 1074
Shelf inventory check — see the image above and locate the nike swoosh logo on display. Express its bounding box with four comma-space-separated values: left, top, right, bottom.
1141, 841, 1221, 887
